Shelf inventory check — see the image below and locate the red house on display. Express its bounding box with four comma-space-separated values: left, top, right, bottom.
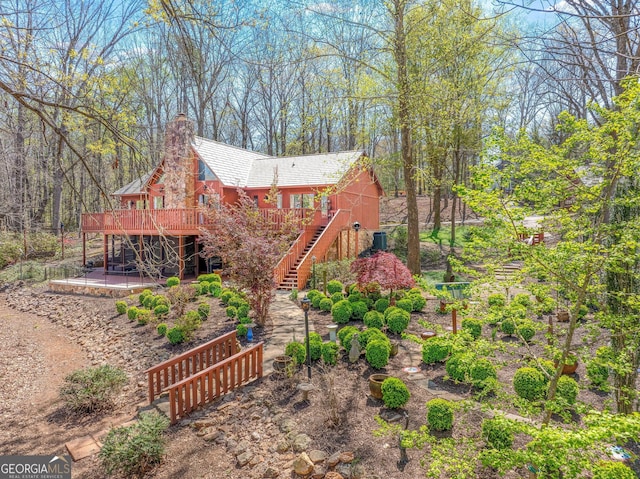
81, 114, 384, 289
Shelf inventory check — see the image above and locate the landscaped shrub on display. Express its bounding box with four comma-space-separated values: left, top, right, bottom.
536, 359, 556, 381
319, 297, 333, 312
166, 276, 180, 287
236, 323, 248, 337
508, 305, 528, 319
196, 281, 210, 295
167, 284, 197, 316
139, 289, 153, 305
331, 300, 353, 324
99, 411, 169, 478
347, 291, 363, 302
365, 339, 390, 369
137, 308, 152, 325
446, 353, 473, 382
359, 328, 389, 349
142, 294, 155, 309
462, 318, 483, 340
395, 298, 413, 313
60, 365, 127, 413
469, 359, 498, 390
555, 375, 579, 405
306, 289, 321, 303
386, 308, 411, 334
285, 341, 306, 365
513, 367, 546, 401
517, 320, 536, 342
592, 461, 636, 479
197, 273, 221, 284
408, 293, 426, 312
512, 293, 532, 308
481, 417, 514, 449
115, 301, 127, 315
228, 295, 245, 309
226, 306, 237, 319
337, 325, 359, 347
321, 342, 339, 365
166, 327, 185, 345
500, 318, 515, 336
426, 398, 454, 431
312, 293, 327, 309
330, 292, 344, 303
381, 377, 411, 409
327, 279, 344, 295
153, 304, 169, 318
197, 302, 210, 320
152, 295, 170, 308
156, 323, 168, 336
209, 282, 222, 297
487, 293, 506, 308
351, 300, 369, 320
586, 360, 609, 388
236, 302, 250, 319
176, 311, 201, 340
375, 298, 390, 313
306, 333, 323, 360
422, 336, 451, 364
363, 310, 385, 329
220, 290, 234, 305
127, 306, 139, 321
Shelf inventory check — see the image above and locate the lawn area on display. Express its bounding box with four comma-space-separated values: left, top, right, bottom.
419, 225, 472, 248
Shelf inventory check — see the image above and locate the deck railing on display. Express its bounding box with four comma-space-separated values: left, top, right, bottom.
168, 342, 263, 424
145, 331, 237, 404
273, 226, 319, 286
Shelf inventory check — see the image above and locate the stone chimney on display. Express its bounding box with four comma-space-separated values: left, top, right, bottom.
162, 113, 195, 209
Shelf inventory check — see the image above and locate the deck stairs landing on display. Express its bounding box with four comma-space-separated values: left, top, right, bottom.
278, 226, 325, 290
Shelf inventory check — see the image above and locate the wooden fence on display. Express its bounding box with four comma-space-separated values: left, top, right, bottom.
168, 342, 264, 424
145, 331, 238, 404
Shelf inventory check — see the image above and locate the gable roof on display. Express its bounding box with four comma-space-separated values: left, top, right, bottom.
113, 171, 153, 196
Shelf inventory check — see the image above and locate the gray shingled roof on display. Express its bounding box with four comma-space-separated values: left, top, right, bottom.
112, 171, 153, 196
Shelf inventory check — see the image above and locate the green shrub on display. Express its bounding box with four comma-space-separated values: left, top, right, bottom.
312, 293, 327, 309
321, 342, 340, 365
330, 291, 344, 303
586, 360, 609, 387
481, 417, 513, 450
228, 295, 245, 308
60, 365, 127, 413
153, 304, 169, 318
197, 273, 221, 284
509, 305, 528, 319
152, 295, 170, 308
501, 318, 515, 336
285, 341, 306, 365
513, 367, 546, 401
220, 290, 234, 305
446, 353, 473, 382
409, 294, 426, 312
197, 302, 210, 320
381, 377, 411, 409
375, 298, 390, 313
555, 375, 579, 405
115, 301, 127, 315
166, 276, 180, 287
237, 302, 250, 319
512, 293, 532, 308
166, 327, 185, 345
127, 306, 139, 321
139, 289, 153, 305
99, 411, 169, 477
209, 282, 222, 297
363, 310, 385, 329
396, 298, 413, 314
359, 328, 389, 349
426, 398, 454, 431
327, 279, 344, 295
226, 306, 237, 319
386, 308, 411, 334
306, 289, 322, 302
365, 339, 390, 369
156, 323, 168, 336
306, 333, 323, 361
176, 311, 201, 340
469, 358, 498, 390
422, 336, 451, 364
196, 281, 210, 295
351, 300, 369, 320
236, 323, 248, 337
517, 320, 536, 342
331, 300, 353, 324
347, 291, 363, 302
487, 293, 506, 308
319, 297, 334, 312
462, 318, 483, 340
142, 294, 155, 309
337, 325, 359, 348
536, 359, 556, 381
137, 308, 152, 325
592, 461, 636, 479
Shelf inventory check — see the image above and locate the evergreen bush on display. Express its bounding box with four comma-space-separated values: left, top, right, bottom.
139, 289, 153, 305
513, 367, 546, 401
197, 273, 221, 284
365, 339, 390, 369
381, 377, 411, 409
462, 318, 483, 340
220, 290, 234, 305
176, 311, 201, 340
555, 375, 579, 405
469, 358, 498, 390
330, 291, 344, 303
236, 302, 250, 319
350, 300, 369, 320
386, 308, 411, 334
487, 293, 506, 308
142, 294, 155, 309
166, 327, 185, 345
197, 302, 210, 320
306, 289, 321, 302
156, 323, 168, 336
363, 310, 385, 329
312, 293, 327, 309
321, 342, 339, 365
512, 293, 532, 308
306, 333, 323, 360
337, 325, 359, 348
586, 360, 609, 388
426, 398, 454, 431
409, 293, 426, 312
592, 461, 636, 479
327, 279, 344, 295
359, 328, 389, 349
137, 308, 152, 325
331, 300, 353, 324
166, 276, 180, 287
517, 320, 536, 342
115, 301, 127, 315
60, 365, 127, 413
226, 306, 237, 319
422, 336, 451, 364
319, 297, 334, 312
396, 298, 413, 313
285, 341, 306, 365
446, 353, 472, 382
152, 295, 170, 308
153, 304, 169, 318
127, 306, 139, 321
209, 282, 222, 297
501, 318, 516, 336
374, 298, 390, 313
236, 323, 248, 337
481, 417, 513, 450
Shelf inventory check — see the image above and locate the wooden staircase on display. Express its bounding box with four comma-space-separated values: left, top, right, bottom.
278, 226, 325, 290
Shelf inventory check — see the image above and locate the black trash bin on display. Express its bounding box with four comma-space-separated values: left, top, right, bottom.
372, 231, 387, 252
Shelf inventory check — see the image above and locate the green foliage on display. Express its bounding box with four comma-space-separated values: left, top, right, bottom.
220, 290, 234, 305
469, 358, 498, 390
381, 377, 411, 409
517, 320, 536, 342
365, 339, 390, 369
331, 299, 353, 324
330, 291, 344, 303
306, 289, 321, 302
359, 327, 390, 349
60, 365, 127, 413
408, 293, 426, 312
513, 367, 546, 401
363, 310, 385, 329
289, 288, 298, 300
396, 298, 413, 313
99, 411, 169, 477
197, 273, 221, 284
156, 323, 167, 336
166, 327, 185, 344
176, 310, 201, 340
153, 304, 169, 318
197, 302, 210, 320
139, 289, 153, 305
285, 341, 306, 365
386, 308, 411, 334
350, 300, 369, 320
196, 281, 210, 295
137, 308, 152, 325
115, 300, 127, 315
327, 279, 344, 295
461, 317, 482, 340
306, 333, 323, 361
152, 295, 169, 308
228, 295, 245, 308
321, 342, 339, 365
312, 292, 327, 309
319, 297, 333, 311
375, 297, 390, 312
500, 318, 515, 335
347, 291, 363, 302
127, 306, 139, 321
337, 325, 359, 348
481, 417, 514, 450
592, 461, 636, 479
209, 282, 222, 297
487, 293, 506, 308
512, 293, 532, 308
586, 360, 609, 388
236, 302, 250, 319
446, 353, 472, 382
142, 294, 155, 309
166, 276, 180, 287
426, 398, 454, 431
236, 323, 248, 337
555, 375, 579, 405
226, 306, 237, 319
422, 336, 451, 364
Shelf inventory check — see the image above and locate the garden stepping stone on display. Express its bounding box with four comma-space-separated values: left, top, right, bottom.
65, 434, 101, 461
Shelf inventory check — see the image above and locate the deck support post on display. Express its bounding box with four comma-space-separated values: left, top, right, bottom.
103, 234, 108, 274
179, 235, 185, 280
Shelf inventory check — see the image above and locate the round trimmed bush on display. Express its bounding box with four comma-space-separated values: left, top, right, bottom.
501, 318, 515, 336
226, 306, 237, 319
381, 377, 411, 409
481, 418, 513, 450
586, 360, 609, 387
154, 304, 169, 317
347, 291, 363, 302
115, 301, 127, 315
327, 280, 344, 295
166, 327, 185, 345
152, 295, 169, 308
396, 298, 413, 313
426, 398, 454, 431
197, 273, 221, 284
319, 297, 333, 312
422, 336, 451, 364
330, 292, 344, 303
312, 293, 327, 309
365, 339, 390, 369
197, 281, 210, 295
375, 298, 390, 313
127, 306, 139, 321
321, 342, 339, 365
386, 308, 411, 334
166, 277, 180, 288
446, 353, 473, 382
337, 325, 359, 347
236, 323, 248, 337
359, 328, 389, 349
209, 282, 222, 297
285, 341, 306, 365
197, 302, 210, 320
142, 294, 155, 309
517, 320, 536, 342
462, 318, 483, 340
331, 300, 353, 324
512, 293, 532, 308
139, 289, 153, 305
220, 290, 234, 305
409, 294, 426, 312
508, 305, 528, 319
363, 310, 385, 329
555, 375, 579, 405
228, 296, 245, 308
351, 301, 369, 320
306, 289, 321, 302
157, 323, 168, 336
592, 461, 636, 479
513, 367, 546, 401
469, 358, 497, 389
306, 333, 323, 361
487, 293, 506, 308
237, 303, 250, 319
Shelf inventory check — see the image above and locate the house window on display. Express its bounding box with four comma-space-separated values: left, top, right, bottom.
135, 199, 148, 209
290, 193, 314, 209
198, 160, 217, 181
277, 194, 282, 209
153, 196, 164, 209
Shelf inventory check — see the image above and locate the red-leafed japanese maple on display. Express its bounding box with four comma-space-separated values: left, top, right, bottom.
199, 190, 299, 326
350, 251, 415, 295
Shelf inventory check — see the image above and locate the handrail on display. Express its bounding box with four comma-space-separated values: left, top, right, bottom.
273, 226, 317, 286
